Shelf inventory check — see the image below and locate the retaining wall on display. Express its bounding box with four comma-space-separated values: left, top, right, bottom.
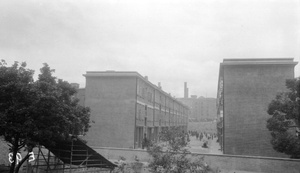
94, 147, 300, 173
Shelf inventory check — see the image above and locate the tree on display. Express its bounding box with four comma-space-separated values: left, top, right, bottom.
147, 127, 210, 173
0, 60, 91, 173
266, 77, 300, 158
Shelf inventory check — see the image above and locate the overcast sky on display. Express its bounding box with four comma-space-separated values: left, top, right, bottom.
1, 0, 299, 98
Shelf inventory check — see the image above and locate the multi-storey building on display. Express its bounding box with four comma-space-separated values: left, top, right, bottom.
178, 83, 217, 122
77, 71, 189, 149
179, 96, 217, 122
217, 58, 298, 157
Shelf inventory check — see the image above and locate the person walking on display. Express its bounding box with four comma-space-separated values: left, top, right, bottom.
142, 133, 149, 149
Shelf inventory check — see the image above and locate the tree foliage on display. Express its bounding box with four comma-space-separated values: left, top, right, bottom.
0, 60, 91, 173
147, 127, 210, 173
266, 77, 300, 158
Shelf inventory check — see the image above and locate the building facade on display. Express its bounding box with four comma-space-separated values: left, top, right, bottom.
178, 83, 217, 122
179, 96, 217, 122
217, 58, 298, 157
79, 71, 189, 149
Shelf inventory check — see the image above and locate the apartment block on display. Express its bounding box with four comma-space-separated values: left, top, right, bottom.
178, 83, 217, 122
179, 96, 217, 122
217, 58, 298, 157
79, 71, 189, 149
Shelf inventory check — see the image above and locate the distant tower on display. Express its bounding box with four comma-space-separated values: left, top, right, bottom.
184, 82, 189, 98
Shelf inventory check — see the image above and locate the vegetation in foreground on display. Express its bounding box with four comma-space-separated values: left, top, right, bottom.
267, 77, 300, 158
0, 60, 91, 173
147, 127, 210, 173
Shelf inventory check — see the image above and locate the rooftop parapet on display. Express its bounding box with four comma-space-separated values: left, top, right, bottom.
221, 58, 298, 66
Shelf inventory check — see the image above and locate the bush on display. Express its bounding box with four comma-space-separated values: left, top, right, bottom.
147, 127, 210, 173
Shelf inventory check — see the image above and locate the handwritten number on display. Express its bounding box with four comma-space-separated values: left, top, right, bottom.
8, 153, 22, 164
8, 153, 13, 163
29, 152, 35, 162
8, 152, 35, 164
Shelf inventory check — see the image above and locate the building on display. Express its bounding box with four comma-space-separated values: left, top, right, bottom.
217, 58, 298, 157
78, 71, 189, 149
178, 83, 217, 122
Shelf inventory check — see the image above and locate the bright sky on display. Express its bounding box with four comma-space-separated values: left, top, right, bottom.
1, 0, 299, 98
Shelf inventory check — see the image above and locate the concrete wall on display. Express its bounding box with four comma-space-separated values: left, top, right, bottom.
223, 64, 294, 157
94, 147, 300, 173
82, 76, 137, 148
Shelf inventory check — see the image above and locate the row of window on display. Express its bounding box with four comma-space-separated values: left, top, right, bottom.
137, 79, 188, 114
136, 106, 188, 119
136, 105, 188, 125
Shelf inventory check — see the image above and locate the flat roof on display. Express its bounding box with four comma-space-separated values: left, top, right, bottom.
221, 58, 298, 66
217, 58, 298, 102
84, 71, 141, 77
83, 71, 189, 109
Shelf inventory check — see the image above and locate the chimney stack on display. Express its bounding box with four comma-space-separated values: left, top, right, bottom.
187, 88, 189, 98
184, 82, 188, 98
158, 82, 161, 89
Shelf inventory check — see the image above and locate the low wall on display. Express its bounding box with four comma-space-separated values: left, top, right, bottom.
93, 147, 300, 173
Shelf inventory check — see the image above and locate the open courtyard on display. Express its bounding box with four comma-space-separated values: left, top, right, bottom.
188, 135, 222, 154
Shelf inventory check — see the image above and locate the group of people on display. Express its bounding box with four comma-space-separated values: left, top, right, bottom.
141, 130, 218, 150
188, 131, 217, 148
141, 130, 190, 149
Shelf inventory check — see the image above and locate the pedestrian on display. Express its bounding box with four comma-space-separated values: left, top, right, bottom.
142, 133, 149, 149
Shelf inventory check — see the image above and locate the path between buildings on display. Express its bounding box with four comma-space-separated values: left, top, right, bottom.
188, 135, 222, 154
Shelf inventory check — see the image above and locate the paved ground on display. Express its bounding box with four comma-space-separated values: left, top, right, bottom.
187, 137, 260, 173
187, 135, 222, 154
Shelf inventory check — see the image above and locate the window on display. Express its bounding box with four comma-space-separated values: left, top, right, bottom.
148, 92, 152, 102
142, 88, 146, 98
138, 109, 141, 120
